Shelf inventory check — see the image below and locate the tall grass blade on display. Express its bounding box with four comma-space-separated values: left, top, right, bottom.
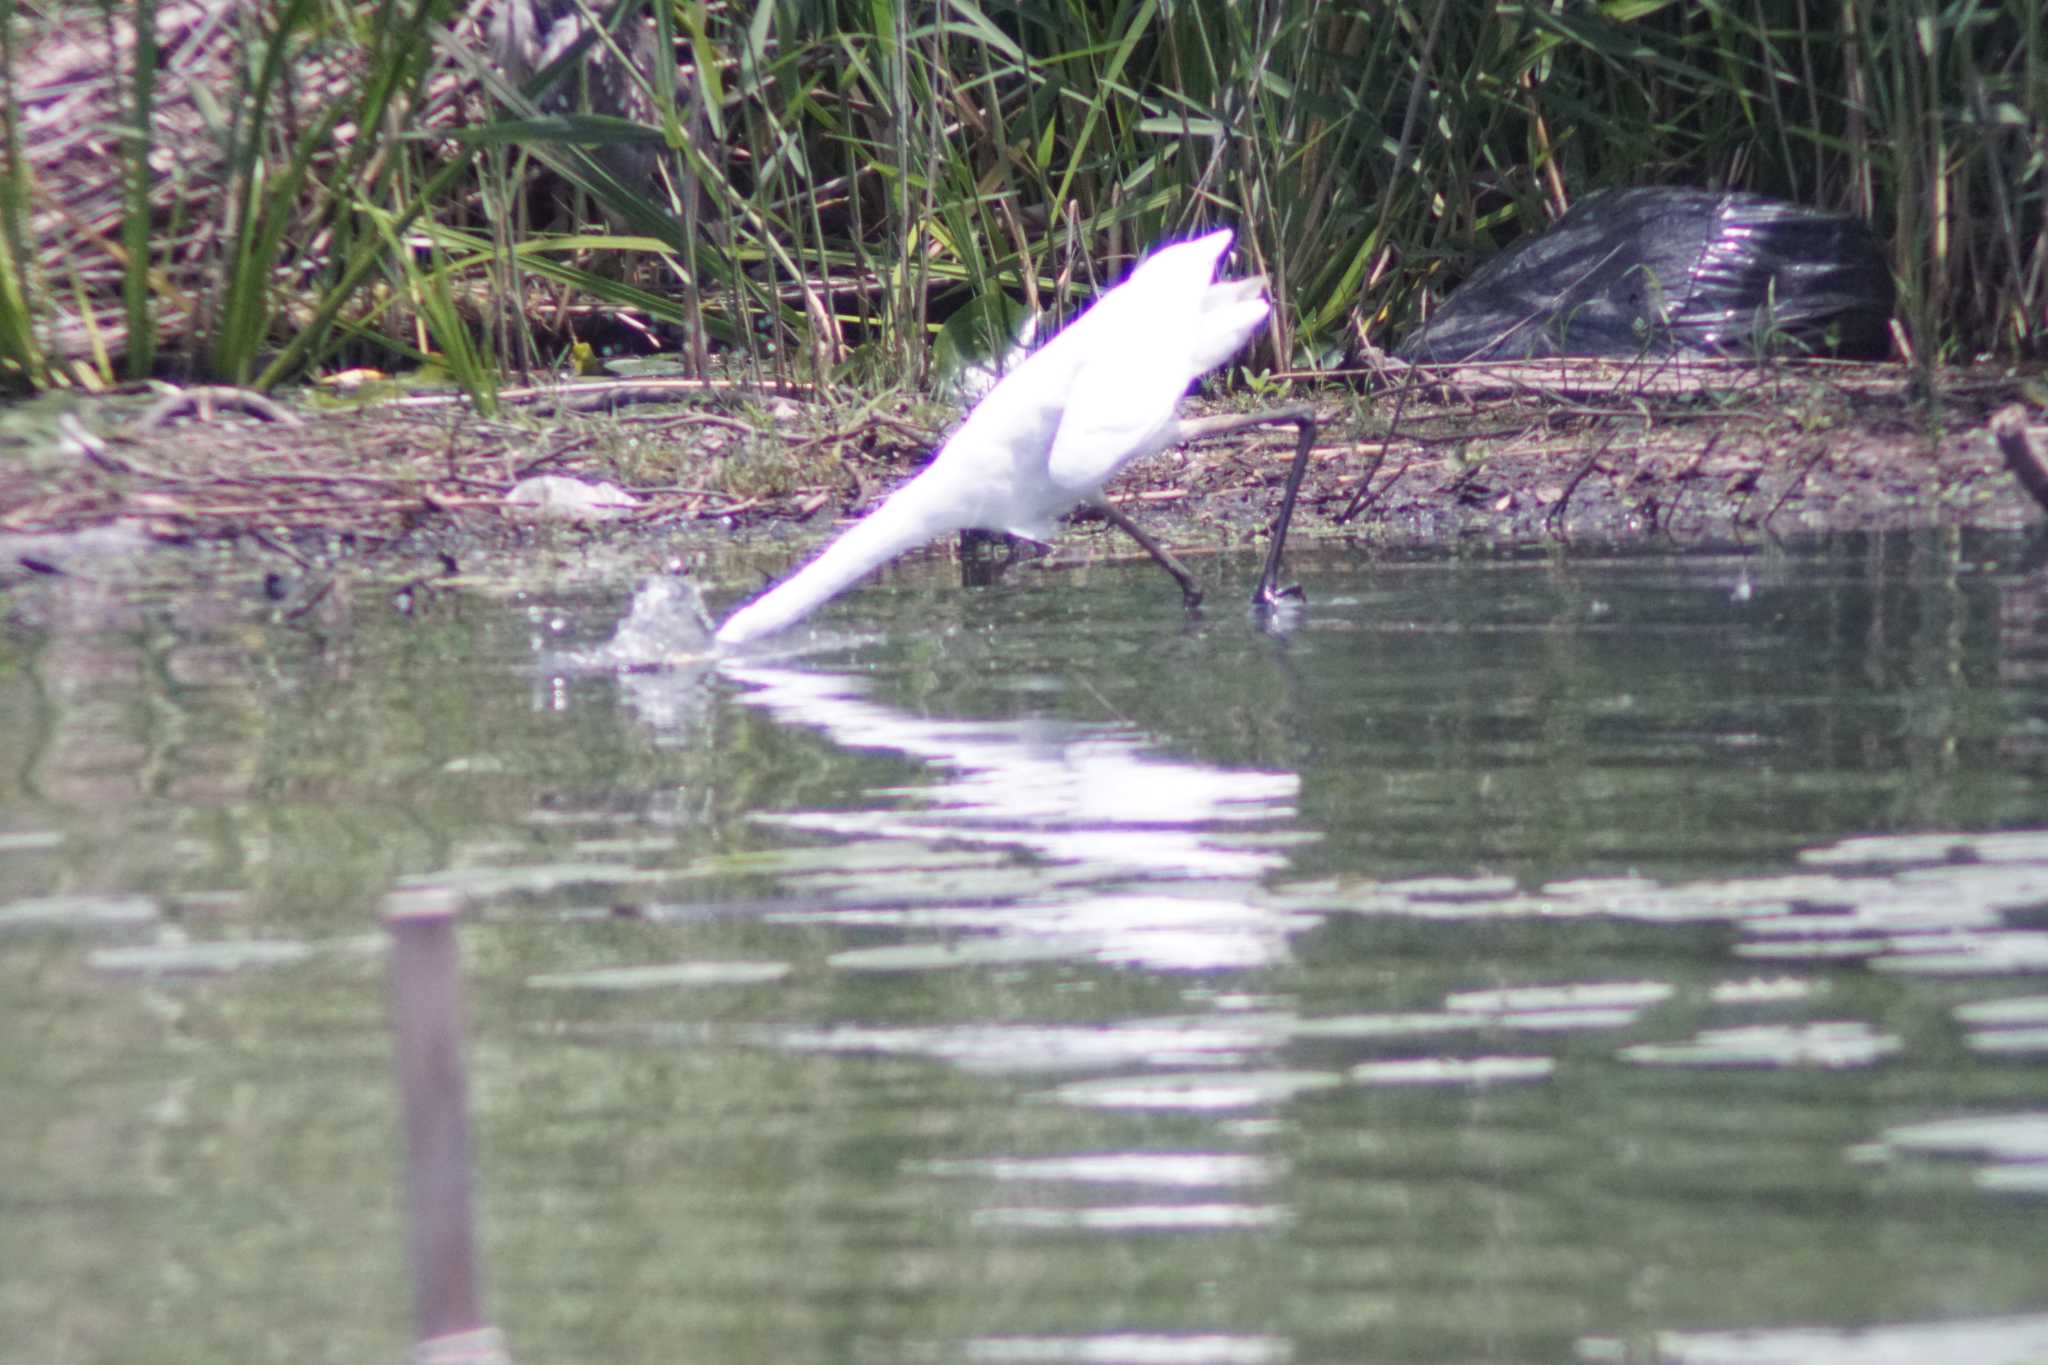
118, 0, 157, 378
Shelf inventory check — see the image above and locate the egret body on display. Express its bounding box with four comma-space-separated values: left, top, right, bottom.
714, 228, 1315, 646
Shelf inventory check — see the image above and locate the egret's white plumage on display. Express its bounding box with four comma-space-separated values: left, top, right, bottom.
714, 228, 1274, 646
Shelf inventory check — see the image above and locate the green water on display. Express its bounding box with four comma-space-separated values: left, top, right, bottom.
6, 529, 2048, 1363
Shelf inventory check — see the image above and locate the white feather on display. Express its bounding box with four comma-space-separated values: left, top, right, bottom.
714, 227, 1270, 647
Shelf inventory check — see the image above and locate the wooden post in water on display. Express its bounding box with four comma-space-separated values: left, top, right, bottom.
385, 885, 509, 1365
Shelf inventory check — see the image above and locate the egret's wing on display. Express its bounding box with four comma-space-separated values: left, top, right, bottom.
1123, 228, 1237, 291
1006, 231, 1231, 400
1188, 277, 1271, 372
1043, 344, 1192, 493
1044, 261, 1269, 494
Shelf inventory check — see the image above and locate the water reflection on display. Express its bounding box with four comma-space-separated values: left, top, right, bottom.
10, 534, 2048, 1363
663, 653, 1319, 973
576, 547, 2048, 1360
1608, 1309, 2048, 1365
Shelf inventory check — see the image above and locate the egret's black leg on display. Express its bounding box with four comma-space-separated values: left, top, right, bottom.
1084, 499, 1205, 608
1251, 411, 1318, 608
1168, 403, 1318, 609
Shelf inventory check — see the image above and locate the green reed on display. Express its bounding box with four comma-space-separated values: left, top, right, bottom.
0, 0, 2038, 393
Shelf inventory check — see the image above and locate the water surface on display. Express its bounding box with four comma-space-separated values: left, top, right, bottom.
6, 529, 2048, 1363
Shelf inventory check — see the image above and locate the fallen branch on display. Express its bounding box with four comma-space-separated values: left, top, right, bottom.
1760, 442, 1832, 530
1545, 429, 1620, 536
136, 387, 302, 431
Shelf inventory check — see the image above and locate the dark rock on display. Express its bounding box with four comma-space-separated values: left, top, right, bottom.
1397, 187, 1895, 362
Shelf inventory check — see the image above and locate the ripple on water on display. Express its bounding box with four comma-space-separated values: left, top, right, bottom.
1878, 1111, 2048, 1165
89, 938, 317, 974
1799, 830, 2048, 867
1045, 1070, 1343, 1111
819, 894, 1316, 974
0, 893, 159, 930
525, 960, 791, 990
915, 1152, 1281, 1188
1588, 1309, 2048, 1365
1349, 1055, 1556, 1088
1620, 1021, 1903, 1070
1956, 995, 2048, 1058
1869, 931, 2048, 977
1442, 979, 1675, 1033
960, 1333, 1293, 1364
969, 1204, 1290, 1232
774, 1013, 1298, 1076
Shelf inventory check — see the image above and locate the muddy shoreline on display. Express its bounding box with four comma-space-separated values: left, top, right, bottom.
3, 362, 2044, 600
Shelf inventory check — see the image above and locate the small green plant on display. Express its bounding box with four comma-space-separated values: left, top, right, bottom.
1241, 368, 1292, 405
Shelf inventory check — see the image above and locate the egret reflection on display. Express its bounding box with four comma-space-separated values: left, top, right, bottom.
583, 574, 1316, 971
710, 661, 1316, 973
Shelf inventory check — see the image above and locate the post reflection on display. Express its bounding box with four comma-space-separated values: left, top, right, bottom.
385, 887, 508, 1365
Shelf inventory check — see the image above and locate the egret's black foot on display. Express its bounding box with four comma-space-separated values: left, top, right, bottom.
1253, 578, 1305, 610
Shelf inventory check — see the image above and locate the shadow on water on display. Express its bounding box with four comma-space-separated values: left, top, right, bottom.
7, 529, 2048, 1362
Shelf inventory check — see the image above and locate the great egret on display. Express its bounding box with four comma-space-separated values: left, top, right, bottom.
713, 228, 1317, 647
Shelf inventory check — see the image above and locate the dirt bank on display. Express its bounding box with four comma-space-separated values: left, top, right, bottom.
2, 360, 2044, 597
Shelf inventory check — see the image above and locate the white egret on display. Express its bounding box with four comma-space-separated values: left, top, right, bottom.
713, 227, 1317, 647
